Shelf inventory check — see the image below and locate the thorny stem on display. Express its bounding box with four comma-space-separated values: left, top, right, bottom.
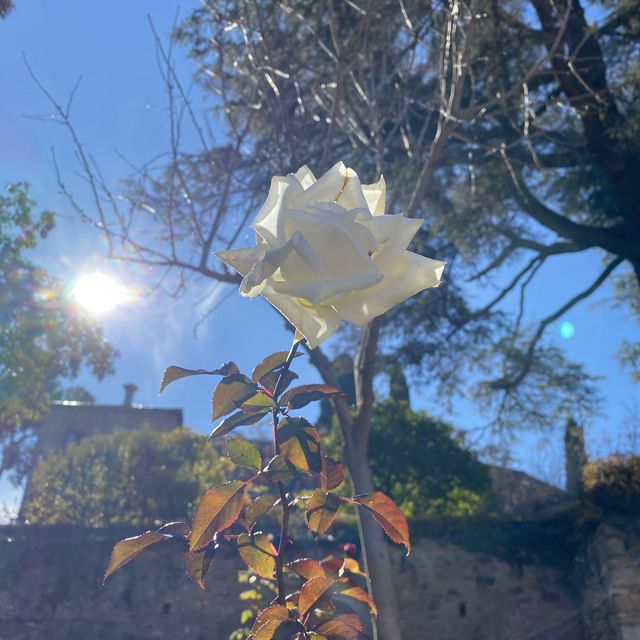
272, 336, 302, 605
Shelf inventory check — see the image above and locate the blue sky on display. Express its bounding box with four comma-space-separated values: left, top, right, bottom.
1, 1, 638, 513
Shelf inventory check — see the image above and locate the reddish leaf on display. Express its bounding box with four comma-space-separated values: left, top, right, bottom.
237, 532, 277, 579
347, 492, 410, 554
252, 618, 306, 640
182, 550, 213, 590
260, 368, 298, 395
298, 575, 335, 616
277, 417, 322, 473
212, 374, 258, 420
244, 494, 278, 528
160, 362, 239, 392
251, 351, 300, 383
250, 604, 289, 636
285, 557, 326, 580
280, 384, 346, 409
155, 521, 190, 538
320, 556, 346, 577
209, 410, 268, 439
332, 582, 378, 617
190, 480, 245, 551
321, 456, 345, 491
315, 614, 371, 640
228, 438, 262, 469
103, 531, 166, 582
307, 489, 341, 534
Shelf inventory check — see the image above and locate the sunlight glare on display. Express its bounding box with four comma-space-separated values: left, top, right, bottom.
72, 272, 133, 315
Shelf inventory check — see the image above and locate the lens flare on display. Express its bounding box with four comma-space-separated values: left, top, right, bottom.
559, 320, 575, 339
72, 272, 133, 315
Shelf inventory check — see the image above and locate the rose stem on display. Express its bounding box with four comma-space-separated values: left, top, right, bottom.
272, 336, 301, 605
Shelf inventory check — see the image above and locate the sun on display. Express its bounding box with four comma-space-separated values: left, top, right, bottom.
72, 272, 133, 315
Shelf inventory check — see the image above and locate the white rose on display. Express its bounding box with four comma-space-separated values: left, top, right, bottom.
216, 161, 445, 349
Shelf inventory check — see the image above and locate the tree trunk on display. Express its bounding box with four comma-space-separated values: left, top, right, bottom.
307, 344, 403, 640
342, 422, 403, 640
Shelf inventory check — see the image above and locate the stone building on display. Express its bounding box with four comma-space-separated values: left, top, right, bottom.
18, 384, 182, 520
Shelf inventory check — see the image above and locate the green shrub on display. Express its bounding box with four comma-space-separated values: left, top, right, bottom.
326, 400, 491, 517
582, 454, 640, 516
23, 427, 233, 526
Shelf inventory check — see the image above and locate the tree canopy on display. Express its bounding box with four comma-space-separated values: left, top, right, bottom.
42, 0, 630, 432
0, 182, 116, 478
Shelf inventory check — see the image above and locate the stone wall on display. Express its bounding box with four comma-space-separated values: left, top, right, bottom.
0, 523, 601, 640
582, 523, 640, 640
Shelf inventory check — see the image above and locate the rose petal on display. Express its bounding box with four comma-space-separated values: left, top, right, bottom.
336, 168, 369, 211
270, 272, 383, 305
292, 165, 316, 189
216, 247, 265, 276
251, 177, 295, 246
283, 208, 378, 280
362, 176, 386, 215
286, 161, 347, 210
239, 232, 330, 296
334, 252, 445, 325
363, 214, 423, 258
259, 285, 340, 349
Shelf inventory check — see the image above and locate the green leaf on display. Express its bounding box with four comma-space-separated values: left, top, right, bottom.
251, 351, 299, 383
240, 391, 277, 414
277, 417, 322, 473
160, 362, 239, 393
237, 532, 277, 579
212, 374, 258, 420
298, 575, 335, 616
261, 454, 299, 483
285, 558, 326, 580
103, 531, 167, 583
190, 480, 245, 551
280, 384, 345, 410
227, 438, 262, 470
321, 456, 345, 491
245, 494, 278, 528
315, 614, 371, 640
209, 410, 268, 439
346, 492, 410, 554
182, 550, 213, 590
307, 489, 341, 534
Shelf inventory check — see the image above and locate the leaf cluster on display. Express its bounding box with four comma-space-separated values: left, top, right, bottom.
104, 349, 412, 638
23, 427, 233, 526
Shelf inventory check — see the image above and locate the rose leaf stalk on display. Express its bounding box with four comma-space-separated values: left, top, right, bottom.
271, 334, 302, 604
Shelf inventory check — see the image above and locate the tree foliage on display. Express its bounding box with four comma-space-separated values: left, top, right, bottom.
326, 399, 491, 518
23, 427, 233, 526
0, 182, 116, 477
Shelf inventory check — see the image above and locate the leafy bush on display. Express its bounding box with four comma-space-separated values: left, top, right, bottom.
582, 454, 640, 516
23, 427, 233, 526
327, 400, 491, 517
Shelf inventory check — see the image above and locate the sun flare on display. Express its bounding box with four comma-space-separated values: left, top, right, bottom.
72, 272, 133, 315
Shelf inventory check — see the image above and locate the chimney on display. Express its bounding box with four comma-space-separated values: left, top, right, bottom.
123, 384, 138, 407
